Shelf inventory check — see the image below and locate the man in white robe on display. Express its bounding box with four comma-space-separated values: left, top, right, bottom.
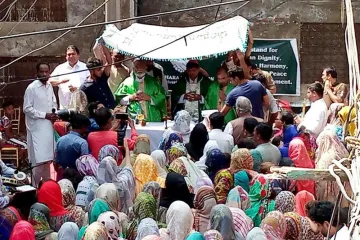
23, 63, 58, 186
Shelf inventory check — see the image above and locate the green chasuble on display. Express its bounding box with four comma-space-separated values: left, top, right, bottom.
205, 82, 236, 123
114, 73, 166, 122
171, 73, 211, 121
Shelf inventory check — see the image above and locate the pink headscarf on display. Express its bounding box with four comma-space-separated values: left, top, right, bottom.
295, 190, 315, 217
289, 138, 315, 195
76, 154, 99, 176
10, 221, 35, 240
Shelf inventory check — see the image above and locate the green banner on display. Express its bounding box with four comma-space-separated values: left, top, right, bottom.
158, 39, 300, 96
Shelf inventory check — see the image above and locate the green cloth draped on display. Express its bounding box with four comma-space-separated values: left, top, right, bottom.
204, 82, 236, 123
250, 149, 263, 173
115, 73, 166, 122
234, 170, 250, 193
245, 175, 275, 227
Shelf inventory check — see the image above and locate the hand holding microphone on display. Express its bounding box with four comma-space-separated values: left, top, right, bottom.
45, 109, 58, 122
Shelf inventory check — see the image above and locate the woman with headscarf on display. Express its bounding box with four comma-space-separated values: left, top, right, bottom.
159, 201, 195, 240
171, 110, 192, 143
133, 154, 165, 195
0, 206, 22, 240
150, 150, 168, 178
37, 180, 75, 231
246, 227, 266, 240
193, 186, 217, 233
169, 156, 210, 193
203, 230, 223, 240
186, 123, 209, 162
135, 218, 160, 240
158, 131, 183, 152
127, 192, 164, 240
97, 211, 124, 240
275, 191, 296, 214
28, 203, 53, 239
260, 211, 286, 240
9, 220, 36, 240
82, 222, 108, 240
159, 172, 195, 222
142, 181, 161, 201
245, 175, 275, 227
98, 144, 120, 164
205, 149, 227, 182
79, 199, 111, 239
196, 140, 219, 170
58, 222, 79, 240
96, 141, 136, 214
75, 154, 99, 209
284, 212, 302, 240
194, 177, 214, 194
209, 204, 242, 240
166, 142, 188, 164
186, 232, 205, 240
295, 190, 315, 217
278, 111, 299, 158
58, 179, 85, 227
289, 138, 316, 195
315, 130, 349, 203
229, 207, 254, 239
131, 134, 151, 165
226, 186, 250, 210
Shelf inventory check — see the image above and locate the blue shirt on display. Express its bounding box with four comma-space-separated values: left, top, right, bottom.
88, 118, 100, 133
226, 80, 267, 118
55, 131, 89, 169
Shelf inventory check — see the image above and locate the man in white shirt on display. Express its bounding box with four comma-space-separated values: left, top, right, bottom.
50, 45, 90, 109
208, 112, 234, 154
295, 82, 328, 137
24, 63, 58, 186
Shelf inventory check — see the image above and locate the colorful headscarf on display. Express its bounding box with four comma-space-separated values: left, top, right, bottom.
234, 170, 250, 193
284, 212, 302, 240
203, 230, 223, 240
196, 140, 219, 170
54, 121, 70, 137
133, 154, 163, 195
245, 174, 275, 227
226, 186, 250, 210
229, 207, 254, 239
150, 150, 168, 178
245, 227, 266, 240
37, 180, 68, 217
158, 131, 183, 152
186, 232, 205, 240
230, 148, 254, 172
250, 149, 263, 172
295, 190, 315, 217
159, 201, 194, 240
142, 181, 162, 201
88, 199, 111, 224
98, 144, 120, 162
0, 206, 22, 240
205, 148, 227, 181
214, 169, 234, 204
275, 191, 296, 214
9, 220, 35, 240
134, 134, 151, 155
58, 179, 85, 226
28, 203, 52, 237
135, 218, 160, 240
260, 211, 287, 240
97, 211, 122, 240
167, 142, 188, 163
58, 222, 79, 240
193, 186, 217, 233
95, 183, 121, 212
76, 154, 99, 176
82, 222, 108, 240
209, 204, 239, 240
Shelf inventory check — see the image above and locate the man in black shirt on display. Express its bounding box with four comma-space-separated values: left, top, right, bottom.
81, 58, 116, 109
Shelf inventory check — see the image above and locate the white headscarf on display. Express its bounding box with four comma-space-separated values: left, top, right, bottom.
172, 110, 191, 143
58, 222, 79, 240
150, 150, 168, 178
195, 140, 219, 170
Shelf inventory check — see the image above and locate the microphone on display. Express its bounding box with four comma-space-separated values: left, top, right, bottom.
52, 108, 56, 114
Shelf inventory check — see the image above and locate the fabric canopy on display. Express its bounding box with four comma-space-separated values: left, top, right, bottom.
99, 16, 249, 61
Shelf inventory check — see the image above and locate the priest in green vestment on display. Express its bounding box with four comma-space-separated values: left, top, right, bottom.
205, 66, 236, 123
171, 60, 211, 122
114, 59, 166, 122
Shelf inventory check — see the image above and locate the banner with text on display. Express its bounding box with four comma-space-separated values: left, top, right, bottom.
158, 38, 300, 96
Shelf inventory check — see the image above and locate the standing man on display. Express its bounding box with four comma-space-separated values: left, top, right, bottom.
81, 58, 116, 109
50, 45, 90, 109
205, 67, 236, 123
246, 61, 277, 94
171, 60, 211, 122
24, 63, 58, 186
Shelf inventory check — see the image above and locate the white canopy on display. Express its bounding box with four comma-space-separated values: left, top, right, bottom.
99, 16, 249, 61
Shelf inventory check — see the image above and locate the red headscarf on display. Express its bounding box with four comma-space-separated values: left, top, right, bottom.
289, 138, 315, 195
37, 180, 68, 217
9, 220, 35, 240
53, 121, 70, 137
295, 190, 315, 217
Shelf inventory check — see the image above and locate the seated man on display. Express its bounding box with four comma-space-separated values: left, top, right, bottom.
208, 112, 234, 154
171, 60, 211, 122
115, 59, 166, 122
87, 108, 137, 161
55, 113, 90, 170
295, 83, 328, 137
205, 67, 236, 123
